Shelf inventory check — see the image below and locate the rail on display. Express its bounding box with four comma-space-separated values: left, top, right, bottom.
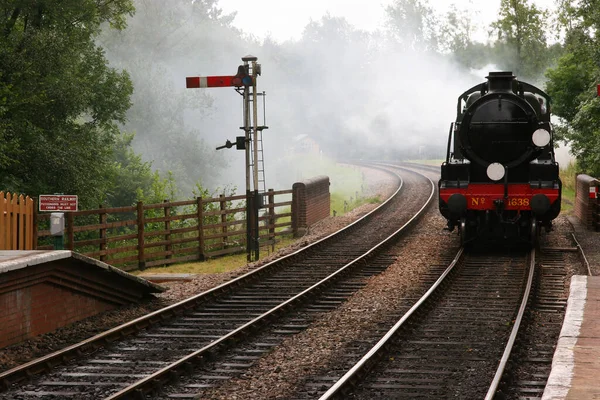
0, 166, 435, 399
485, 248, 536, 399
320, 248, 536, 399
319, 246, 464, 399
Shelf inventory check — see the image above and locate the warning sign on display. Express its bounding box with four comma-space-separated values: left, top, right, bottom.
39, 195, 78, 212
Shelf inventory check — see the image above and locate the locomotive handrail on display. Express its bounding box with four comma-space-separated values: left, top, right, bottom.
445, 122, 454, 164
456, 82, 486, 116
519, 81, 551, 105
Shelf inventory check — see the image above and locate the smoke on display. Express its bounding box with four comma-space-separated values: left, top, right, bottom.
102, 1, 500, 196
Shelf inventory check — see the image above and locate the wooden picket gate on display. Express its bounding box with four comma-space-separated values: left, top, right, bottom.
0, 192, 35, 250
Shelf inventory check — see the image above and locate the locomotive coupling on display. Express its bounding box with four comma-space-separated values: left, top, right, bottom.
494, 199, 505, 213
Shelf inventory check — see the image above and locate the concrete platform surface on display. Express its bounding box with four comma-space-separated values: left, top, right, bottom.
543, 275, 600, 399
137, 273, 197, 283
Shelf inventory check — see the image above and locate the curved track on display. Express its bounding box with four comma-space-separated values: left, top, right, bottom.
0, 164, 434, 399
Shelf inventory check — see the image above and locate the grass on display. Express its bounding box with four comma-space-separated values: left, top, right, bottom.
135, 237, 298, 275
559, 161, 577, 214
331, 193, 381, 216
406, 159, 445, 166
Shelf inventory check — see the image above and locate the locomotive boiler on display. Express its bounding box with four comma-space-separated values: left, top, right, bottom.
439, 72, 561, 245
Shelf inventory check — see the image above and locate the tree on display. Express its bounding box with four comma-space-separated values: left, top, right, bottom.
99, 0, 239, 196
545, 0, 600, 176
384, 0, 440, 52
491, 0, 550, 79
0, 0, 134, 207
439, 5, 474, 55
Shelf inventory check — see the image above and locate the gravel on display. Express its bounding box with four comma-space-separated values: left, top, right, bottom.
0, 166, 397, 373
1, 164, 594, 400
197, 202, 457, 399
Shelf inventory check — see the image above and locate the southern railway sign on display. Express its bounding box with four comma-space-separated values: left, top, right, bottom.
39, 195, 78, 212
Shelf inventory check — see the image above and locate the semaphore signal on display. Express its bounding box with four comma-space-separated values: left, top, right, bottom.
185, 55, 267, 261
186, 66, 254, 88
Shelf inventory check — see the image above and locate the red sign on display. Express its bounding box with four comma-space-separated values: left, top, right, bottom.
39, 195, 78, 212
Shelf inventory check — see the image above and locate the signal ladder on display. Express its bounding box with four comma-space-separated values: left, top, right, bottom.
249, 91, 268, 193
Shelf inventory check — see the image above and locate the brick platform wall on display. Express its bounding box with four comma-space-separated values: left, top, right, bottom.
292, 176, 330, 237
575, 174, 600, 230
0, 256, 159, 349
0, 282, 114, 348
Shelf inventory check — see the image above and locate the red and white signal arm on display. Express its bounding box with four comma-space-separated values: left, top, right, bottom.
591, 186, 598, 199
39, 195, 78, 212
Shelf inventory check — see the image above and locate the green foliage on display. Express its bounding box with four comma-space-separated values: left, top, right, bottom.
559, 161, 578, 213
545, 1, 600, 177
490, 0, 551, 79
0, 0, 134, 208
135, 171, 178, 205
98, 0, 236, 195
331, 193, 381, 216
438, 5, 474, 56
385, 0, 439, 51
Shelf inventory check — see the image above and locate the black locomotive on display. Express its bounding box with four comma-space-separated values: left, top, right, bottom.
439, 72, 561, 245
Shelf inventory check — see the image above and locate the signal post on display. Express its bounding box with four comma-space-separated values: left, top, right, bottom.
186, 55, 266, 261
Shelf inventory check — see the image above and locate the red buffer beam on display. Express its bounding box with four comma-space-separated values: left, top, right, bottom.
186, 75, 244, 88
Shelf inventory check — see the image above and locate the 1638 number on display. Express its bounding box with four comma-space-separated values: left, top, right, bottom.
508, 197, 530, 207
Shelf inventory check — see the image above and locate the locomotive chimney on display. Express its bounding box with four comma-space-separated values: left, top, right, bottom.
486, 71, 515, 93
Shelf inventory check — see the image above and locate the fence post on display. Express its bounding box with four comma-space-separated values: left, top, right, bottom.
164, 200, 172, 261
268, 189, 275, 251
33, 198, 38, 249
9, 193, 16, 249
18, 195, 25, 249
25, 196, 33, 250
197, 197, 205, 261
66, 212, 74, 251
137, 201, 145, 269
99, 205, 107, 262
594, 179, 600, 231
220, 194, 227, 249
291, 184, 300, 237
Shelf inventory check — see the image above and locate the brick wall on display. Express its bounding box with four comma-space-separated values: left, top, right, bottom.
0, 257, 158, 349
292, 176, 330, 237
0, 282, 115, 348
575, 174, 600, 230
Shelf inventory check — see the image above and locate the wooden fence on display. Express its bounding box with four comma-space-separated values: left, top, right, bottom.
35, 189, 293, 271
0, 192, 35, 250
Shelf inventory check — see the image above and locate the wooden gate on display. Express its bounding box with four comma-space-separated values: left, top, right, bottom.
0, 192, 35, 250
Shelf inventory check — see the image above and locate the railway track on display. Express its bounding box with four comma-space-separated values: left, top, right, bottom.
0, 164, 434, 399
497, 247, 569, 399
316, 247, 536, 399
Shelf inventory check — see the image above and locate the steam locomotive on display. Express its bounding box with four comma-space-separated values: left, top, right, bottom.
439, 72, 561, 245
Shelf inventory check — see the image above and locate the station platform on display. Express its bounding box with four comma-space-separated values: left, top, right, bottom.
0, 250, 164, 349
543, 218, 600, 399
